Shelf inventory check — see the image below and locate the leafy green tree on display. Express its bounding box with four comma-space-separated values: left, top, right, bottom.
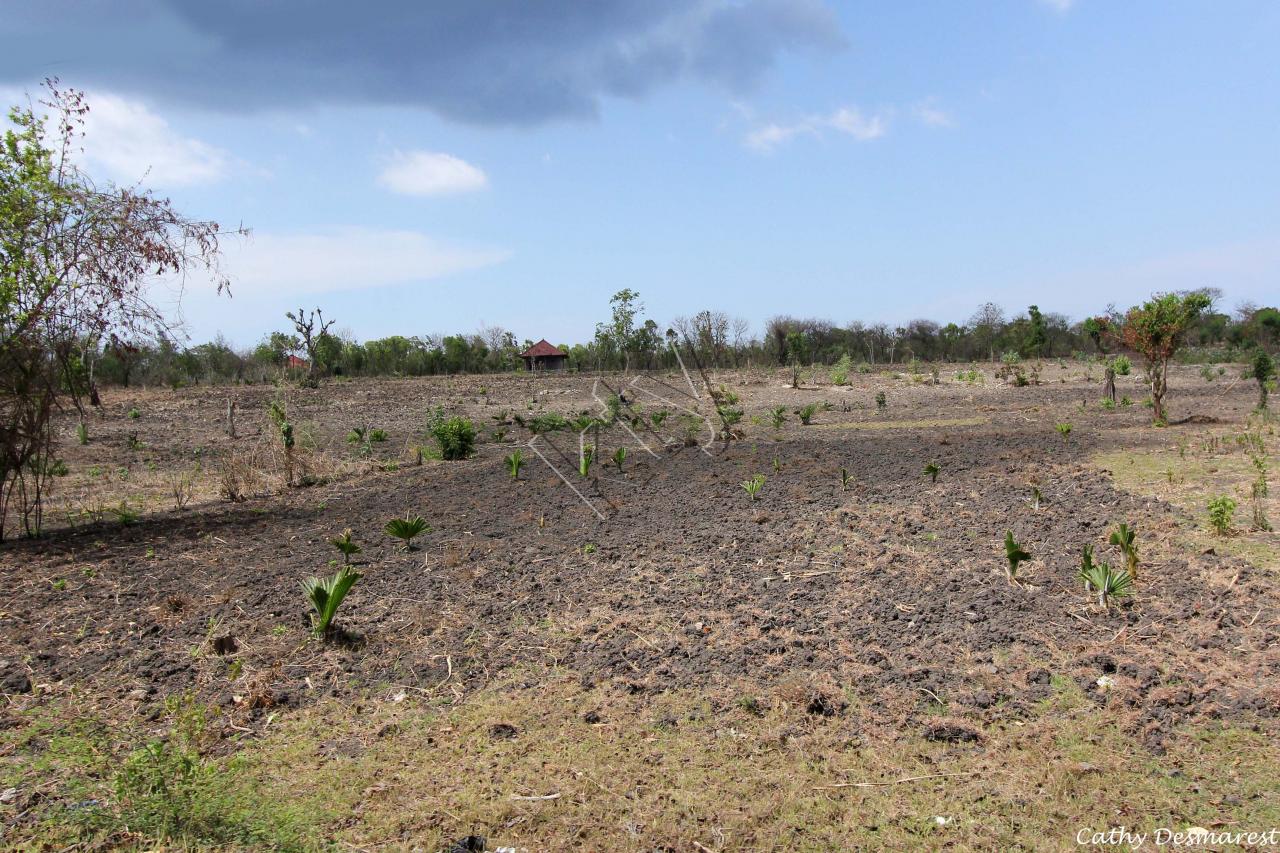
0, 84, 229, 539
1112, 291, 1212, 424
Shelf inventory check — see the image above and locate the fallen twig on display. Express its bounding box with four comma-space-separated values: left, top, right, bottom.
820, 770, 984, 790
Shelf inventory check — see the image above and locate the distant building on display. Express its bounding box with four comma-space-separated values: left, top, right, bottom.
519, 339, 568, 371
285, 354, 309, 370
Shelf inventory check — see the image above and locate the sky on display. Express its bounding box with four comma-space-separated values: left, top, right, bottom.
2, 0, 1279, 348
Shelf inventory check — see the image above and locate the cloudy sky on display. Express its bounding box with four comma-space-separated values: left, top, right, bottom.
3, 1, 1279, 346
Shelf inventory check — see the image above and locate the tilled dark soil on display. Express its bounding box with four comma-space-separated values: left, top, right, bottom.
1, 367, 1275, 752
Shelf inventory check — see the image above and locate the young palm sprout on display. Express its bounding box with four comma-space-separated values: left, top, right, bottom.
742, 474, 766, 502
385, 514, 429, 550
1079, 558, 1134, 609
329, 529, 361, 564
1108, 522, 1139, 579
840, 467, 851, 491
1079, 543, 1097, 593
770, 406, 787, 430
504, 449, 524, 480
1056, 422, 1073, 445
578, 445, 594, 478
301, 564, 363, 636
923, 461, 940, 483
612, 447, 627, 473
1003, 531, 1031, 583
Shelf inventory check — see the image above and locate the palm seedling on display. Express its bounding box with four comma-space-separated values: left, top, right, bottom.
385, 514, 429, 550
301, 564, 363, 636
1003, 530, 1031, 583
1108, 522, 1138, 579
329, 529, 361, 564
840, 467, 851, 491
1055, 422, 1073, 445
1079, 544, 1097, 593
770, 406, 787, 431
1029, 485, 1043, 511
922, 461, 940, 483
504, 449, 524, 480
875, 391, 887, 410
611, 447, 627, 473
772, 454, 781, 473
742, 473, 766, 502
578, 445, 594, 478
1078, 555, 1133, 609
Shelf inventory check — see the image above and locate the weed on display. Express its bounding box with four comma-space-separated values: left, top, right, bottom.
582, 543, 597, 555
1100, 398, 1116, 411
51, 577, 67, 590
127, 407, 141, 419
330, 529, 361, 563
111, 500, 140, 525
125, 432, 144, 451
385, 514, 429, 550
1003, 531, 1031, 582
301, 564, 363, 636
1207, 495, 1237, 536
650, 409, 670, 426
741, 473, 766, 502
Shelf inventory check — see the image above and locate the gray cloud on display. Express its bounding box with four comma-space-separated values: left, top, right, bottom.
2, 0, 845, 125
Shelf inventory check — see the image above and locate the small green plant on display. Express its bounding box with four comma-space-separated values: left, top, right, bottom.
578, 445, 594, 478
1078, 549, 1134, 608
1055, 422, 1073, 444
505, 449, 524, 480
1207, 495, 1237, 536
795, 402, 820, 425
1250, 453, 1271, 531
1107, 354, 1131, 376
1003, 531, 1031, 582
650, 410, 670, 426
126, 432, 144, 451
128, 407, 141, 419
112, 500, 140, 525
922, 461, 940, 483
427, 408, 477, 460
385, 514, 429, 550
1108, 523, 1139, 579
875, 391, 886, 410
1100, 397, 1116, 411
1120, 396, 1132, 407
1029, 485, 1043, 510
329, 529, 361, 564
772, 454, 781, 473
582, 543, 597, 555
840, 467, 850, 491
770, 406, 788, 431
301, 564, 363, 636
611, 447, 627, 473
51, 577, 67, 590
76, 421, 89, 445
741, 473, 766, 502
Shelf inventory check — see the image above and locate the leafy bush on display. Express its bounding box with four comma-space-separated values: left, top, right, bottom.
301, 564, 362, 635
1207, 495, 1236, 536
1108, 355, 1131, 376
528, 412, 570, 434
427, 410, 476, 460
831, 353, 853, 386
795, 403, 820, 425
385, 514, 429, 549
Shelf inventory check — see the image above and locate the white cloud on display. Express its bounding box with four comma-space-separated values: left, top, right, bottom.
79, 92, 233, 187
912, 99, 953, 128
216, 227, 508, 296
745, 105, 887, 152
376, 149, 488, 196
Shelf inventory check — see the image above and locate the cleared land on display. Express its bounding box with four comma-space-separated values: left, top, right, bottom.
1, 362, 1276, 850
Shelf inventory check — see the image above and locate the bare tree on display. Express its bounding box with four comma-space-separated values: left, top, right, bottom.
285, 307, 336, 382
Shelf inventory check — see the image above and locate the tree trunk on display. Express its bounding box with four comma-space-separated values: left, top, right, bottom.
1150, 359, 1168, 424
1103, 367, 1116, 403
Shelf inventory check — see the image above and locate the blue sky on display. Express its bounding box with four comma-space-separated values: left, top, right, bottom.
3, 1, 1278, 347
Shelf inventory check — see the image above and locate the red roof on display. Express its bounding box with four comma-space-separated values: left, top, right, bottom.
285, 354, 309, 368
520, 339, 567, 358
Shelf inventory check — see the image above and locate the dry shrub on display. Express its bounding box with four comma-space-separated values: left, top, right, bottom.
218, 448, 265, 502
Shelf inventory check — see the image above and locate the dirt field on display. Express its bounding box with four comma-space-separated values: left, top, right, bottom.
2, 361, 1277, 850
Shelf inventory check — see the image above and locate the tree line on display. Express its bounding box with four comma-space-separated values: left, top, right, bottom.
84, 289, 1280, 388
